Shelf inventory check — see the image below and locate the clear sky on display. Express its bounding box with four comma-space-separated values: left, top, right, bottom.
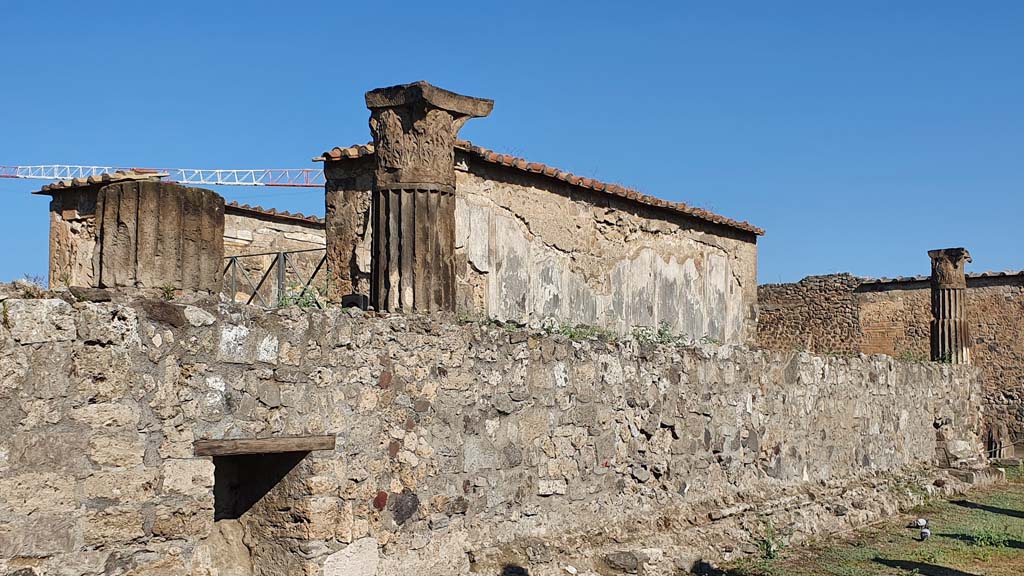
1, 1, 1020, 284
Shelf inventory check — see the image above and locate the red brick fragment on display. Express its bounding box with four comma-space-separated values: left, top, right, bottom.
373, 491, 388, 511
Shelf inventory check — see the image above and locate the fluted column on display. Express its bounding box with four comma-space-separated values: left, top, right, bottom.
365, 81, 493, 312
929, 247, 972, 364
94, 180, 224, 291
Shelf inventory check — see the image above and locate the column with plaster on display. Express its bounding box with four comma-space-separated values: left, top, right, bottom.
929, 247, 972, 364
365, 81, 493, 312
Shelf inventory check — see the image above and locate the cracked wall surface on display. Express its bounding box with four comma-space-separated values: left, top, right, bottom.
325, 154, 759, 344
0, 285, 985, 575
453, 161, 757, 344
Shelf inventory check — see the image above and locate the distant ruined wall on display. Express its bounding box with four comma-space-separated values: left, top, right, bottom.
0, 286, 984, 576
759, 273, 1024, 443
223, 210, 325, 256
755, 274, 862, 354
324, 154, 759, 344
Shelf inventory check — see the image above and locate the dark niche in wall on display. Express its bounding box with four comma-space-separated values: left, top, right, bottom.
213, 451, 307, 520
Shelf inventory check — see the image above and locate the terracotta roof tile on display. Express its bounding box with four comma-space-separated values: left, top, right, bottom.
315, 141, 764, 235
225, 201, 323, 225
33, 170, 168, 194
859, 270, 1024, 285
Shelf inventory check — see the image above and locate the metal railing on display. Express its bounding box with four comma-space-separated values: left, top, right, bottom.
223, 248, 328, 308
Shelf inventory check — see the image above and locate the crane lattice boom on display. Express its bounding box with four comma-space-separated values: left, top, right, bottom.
0, 165, 325, 188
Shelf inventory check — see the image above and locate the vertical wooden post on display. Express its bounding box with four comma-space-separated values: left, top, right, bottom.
364, 81, 493, 313
929, 247, 972, 364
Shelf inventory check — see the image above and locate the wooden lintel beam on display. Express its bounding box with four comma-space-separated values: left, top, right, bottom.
193, 435, 336, 457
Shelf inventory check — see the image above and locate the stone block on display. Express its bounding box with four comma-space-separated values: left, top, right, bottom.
0, 473, 77, 515
88, 432, 146, 467
83, 506, 145, 546
4, 299, 76, 344
161, 458, 214, 498
77, 302, 139, 346
322, 537, 379, 576
0, 514, 77, 558
151, 502, 212, 538
82, 469, 158, 503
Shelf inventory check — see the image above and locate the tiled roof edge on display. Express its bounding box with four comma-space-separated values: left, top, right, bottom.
225, 201, 324, 225
860, 270, 1024, 285
32, 170, 168, 194
315, 141, 764, 236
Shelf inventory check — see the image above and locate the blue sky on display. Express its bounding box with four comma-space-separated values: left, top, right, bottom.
1, 1, 1020, 284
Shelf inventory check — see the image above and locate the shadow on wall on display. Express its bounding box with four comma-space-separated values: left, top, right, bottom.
213, 451, 307, 520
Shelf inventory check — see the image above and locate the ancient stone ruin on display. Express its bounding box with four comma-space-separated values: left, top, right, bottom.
0, 81, 1006, 576
759, 252, 1024, 461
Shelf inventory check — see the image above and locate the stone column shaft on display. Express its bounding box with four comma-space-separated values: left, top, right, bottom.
94, 180, 224, 291
365, 81, 493, 312
929, 247, 972, 364
371, 186, 455, 312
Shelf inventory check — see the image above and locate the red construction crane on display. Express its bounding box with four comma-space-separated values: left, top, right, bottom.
0, 165, 325, 188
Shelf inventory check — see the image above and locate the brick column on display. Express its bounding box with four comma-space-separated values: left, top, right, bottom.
929, 247, 972, 364
365, 81, 493, 312
94, 180, 224, 291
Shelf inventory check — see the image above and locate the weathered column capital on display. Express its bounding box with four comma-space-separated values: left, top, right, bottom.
365, 81, 493, 313
365, 81, 493, 192
929, 247, 972, 289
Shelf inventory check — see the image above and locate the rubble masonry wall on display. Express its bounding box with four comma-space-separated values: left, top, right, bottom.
0, 288, 983, 575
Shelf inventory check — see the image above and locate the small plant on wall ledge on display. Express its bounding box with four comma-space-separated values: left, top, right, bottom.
160, 284, 176, 301
278, 285, 322, 309
897, 350, 929, 363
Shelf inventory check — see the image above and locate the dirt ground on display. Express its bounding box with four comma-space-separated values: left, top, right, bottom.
718, 467, 1024, 576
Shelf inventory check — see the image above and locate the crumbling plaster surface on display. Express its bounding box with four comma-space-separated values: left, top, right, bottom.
324, 159, 374, 300
46, 188, 99, 290
223, 213, 324, 256
0, 285, 984, 576
454, 164, 757, 344
324, 157, 759, 343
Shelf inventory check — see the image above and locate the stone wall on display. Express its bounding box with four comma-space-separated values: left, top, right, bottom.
44, 186, 100, 289
757, 274, 862, 354
223, 208, 325, 256
325, 152, 760, 344
323, 158, 374, 300
223, 207, 328, 305
758, 273, 1024, 444
0, 285, 984, 575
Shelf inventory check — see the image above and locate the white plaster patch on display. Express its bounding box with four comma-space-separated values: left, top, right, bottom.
207, 375, 226, 393
257, 334, 279, 364
323, 537, 379, 576
184, 306, 216, 327
553, 362, 569, 388
218, 324, 250, 361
